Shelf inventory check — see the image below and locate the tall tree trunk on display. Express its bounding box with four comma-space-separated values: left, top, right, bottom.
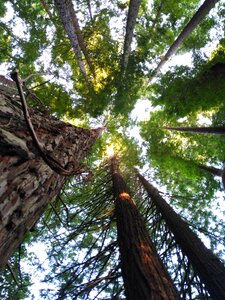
149, 0, 219, 82
110, 156, 180, 300
198, 163, 222, 176
86, 0, 93, 22
162, 125, 225, 135
197, 163, 225, 190
54, 0, 93, 82
0, 86, 99, 268
137, 171, 225, 300
66, 0, 95, 77
122, 0, 141, 74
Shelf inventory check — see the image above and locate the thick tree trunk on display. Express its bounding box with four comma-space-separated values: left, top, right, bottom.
162, 125, 225, 135
110, 156, 180, 300
0, 85, 99, 268
122, 0, 141, 73
137, 172, 225, 300
149, 0, 219, 81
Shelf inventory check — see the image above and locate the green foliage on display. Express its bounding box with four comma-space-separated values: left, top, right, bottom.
0, 246, 30, 299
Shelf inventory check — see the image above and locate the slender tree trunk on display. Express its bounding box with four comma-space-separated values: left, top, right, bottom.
198, 163, 225, 190
110, 156, 180, 300
0, 86, 99, 268
137, 171, 225, 300
149, 0, 219, 81
198, 164, 222, 176
54, 0, 92, 82
66, 0, 95, 77
86, 0, 93, 22
162, 125, 225, 135
122, 0, 141, 73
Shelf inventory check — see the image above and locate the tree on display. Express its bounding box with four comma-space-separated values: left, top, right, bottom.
121, 0, 141, 74
110, 155, 180, 299
137, 171, 225, 300
150, 47, 225, 122
54, 0, 95, 80
14, 154, 224, 299
163, 125, 225, 134
0, 76, 100, 268
149, 0, 220, 80
0, 0, 225, 298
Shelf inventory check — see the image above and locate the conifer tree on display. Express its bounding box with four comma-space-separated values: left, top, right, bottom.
0, 76, 100, 268
137, 171, 225, 300
110, 156, 180, 299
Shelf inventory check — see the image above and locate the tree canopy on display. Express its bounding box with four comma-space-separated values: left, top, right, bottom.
0, 0, 225, 298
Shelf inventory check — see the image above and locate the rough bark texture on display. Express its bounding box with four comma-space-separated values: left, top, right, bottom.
0, 80, 99, 268
150, 0, 219, 81
163, 126, 225, 135
137, 172, 225, 300
110, 157, 180, 300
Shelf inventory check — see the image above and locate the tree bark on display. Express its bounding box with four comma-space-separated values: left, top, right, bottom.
54, 0, 93, 81
149, 0, 219, 82
137, 171, 225, 300
0, 84, 99, 268
162, 125, 225, 135
122, 0, 141, 73
110, 156, 180, 300
66, 0, 95, 77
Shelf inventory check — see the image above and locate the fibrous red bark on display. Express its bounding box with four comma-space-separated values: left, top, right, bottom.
0, 79, 99, 268
110, 156, 180, 300
137, 171, 225, 300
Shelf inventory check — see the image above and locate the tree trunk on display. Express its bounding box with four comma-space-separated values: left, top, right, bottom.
198, 164, 222, 176
122, 0, 141, 73
110, 156, 180, 300
222, 165, 225, 190
149, 0, 219, 81
54, 0, 91, 82
162, 125, 225, 135
137, 171, 225, 300
65, 0, 95, 77
0, 86, 99, 268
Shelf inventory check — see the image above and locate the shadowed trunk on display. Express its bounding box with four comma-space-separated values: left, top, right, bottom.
163, 126, 225, 135
122, 0, 141, 73
0, 83, 99, 268
198, 163, 222, 176
110, 156, 180, 300
137, 171, 225, 300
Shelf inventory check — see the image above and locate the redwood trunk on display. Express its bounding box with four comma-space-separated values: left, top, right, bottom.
54, 0, 89, 81
110, 157, 180, 300
122, 0, 141, 72
163, 126, 225, 135
137, 172, 225, 300
0, 85, 98, 268
150, 0, 219, 80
